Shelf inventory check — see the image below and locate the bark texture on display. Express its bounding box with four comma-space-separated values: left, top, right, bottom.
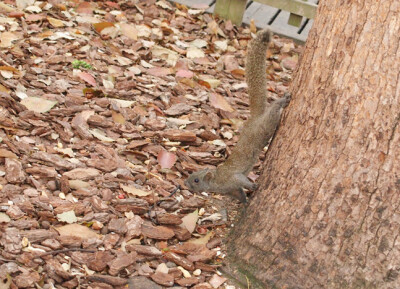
228, 0, 400, 288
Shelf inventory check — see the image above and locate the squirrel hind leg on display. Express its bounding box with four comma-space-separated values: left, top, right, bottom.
235, 173, 256, 190
231, 188, 248, 203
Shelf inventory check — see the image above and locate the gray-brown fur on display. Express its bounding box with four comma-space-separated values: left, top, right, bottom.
185, 28, 290, 203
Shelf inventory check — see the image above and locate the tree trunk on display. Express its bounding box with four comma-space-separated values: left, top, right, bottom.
227, 0, 400, 288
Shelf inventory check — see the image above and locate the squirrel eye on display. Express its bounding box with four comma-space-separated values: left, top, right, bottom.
194, 178, 199, 183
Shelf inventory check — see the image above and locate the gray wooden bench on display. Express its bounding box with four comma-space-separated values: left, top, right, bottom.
172, 0, 318, 42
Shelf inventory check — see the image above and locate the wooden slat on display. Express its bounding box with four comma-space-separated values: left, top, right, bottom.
269, 10, 308, 42
242, 2, 278, 27
254, 0, 317, 19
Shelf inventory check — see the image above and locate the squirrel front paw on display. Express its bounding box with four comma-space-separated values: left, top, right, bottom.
251, 183, 259, 191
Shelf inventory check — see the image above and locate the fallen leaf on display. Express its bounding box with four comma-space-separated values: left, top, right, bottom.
57, 210, 77, 224
112, 111, 125, 124
56, 224, 99, 239
121, 184, 152, 197
47, 16, 64, 27
190, 39, 207, 48
21, 97, 57, 113
209, 274, 227, 288
201, 78, 221, 89
110, 98, 135, 108
76, 71, 96, 86
180, 209, 198, 234
93, 22, 114, 33
214, 40, 228, 51
0, 212, 11, 223
120, 23, 138, 40
188, 231, 214, 245
89, 128, 115, 142
0, 31, 20, 48
151, 45, 179, 66
209, 93, 234, 112
187, 46, 205, 59
136, 24, 151, 37
157, 150, 177, 169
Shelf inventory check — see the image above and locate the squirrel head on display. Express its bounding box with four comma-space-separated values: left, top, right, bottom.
185, 169, 215, 192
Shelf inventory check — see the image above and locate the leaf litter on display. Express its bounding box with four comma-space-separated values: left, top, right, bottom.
0, 0, 301, 288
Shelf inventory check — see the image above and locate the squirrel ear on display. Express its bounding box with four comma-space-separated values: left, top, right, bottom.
204, 170, 214, 182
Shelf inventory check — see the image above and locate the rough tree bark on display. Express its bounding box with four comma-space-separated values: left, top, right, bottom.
227, 0, 400, 288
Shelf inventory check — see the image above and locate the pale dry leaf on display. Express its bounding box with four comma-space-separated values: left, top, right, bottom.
47, 16, 64, 27
120, 23, 138, 40
190, 39, 207, 48
112, 111, 125, 124
214, 40, 228, 51
151, 45, 179, 66
180, 209, 198, 233
136, 24, 151, 37
49, 31, 75, 40
207, 20, 226, 37
120, 184, 151, 197
209, 93, 234, 112
188, 9, 203, 15
188, 231, 214, 245
187, 46, 205, 59
0, 32, 20, 48
115, 55, 133, 66
25, 5, 42, 13
156, 1, 173, 10
0, 212, 11, 223
56, 210, 77, 224
89, 128, 115, 142
0, 70, 13, 79
102, 78, 114, 89
201, 78, 221, 89
209, 274, 227, 288
56, 224, 99, 239
21, 97, 57, 113
110, 98, 135, 108
55, 147, 74, 157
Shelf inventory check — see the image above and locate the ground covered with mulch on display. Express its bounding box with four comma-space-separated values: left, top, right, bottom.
0, 0, 301, 288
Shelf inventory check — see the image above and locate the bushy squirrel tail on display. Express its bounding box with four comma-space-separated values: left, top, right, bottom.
246, 28, 273, 117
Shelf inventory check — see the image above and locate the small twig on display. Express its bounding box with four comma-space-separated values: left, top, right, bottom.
245, 275, 250, 289
38, 248, 96, 257
149, 185, 181, 224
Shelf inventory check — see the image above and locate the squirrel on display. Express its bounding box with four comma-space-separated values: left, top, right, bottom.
185, 28, 290, 203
